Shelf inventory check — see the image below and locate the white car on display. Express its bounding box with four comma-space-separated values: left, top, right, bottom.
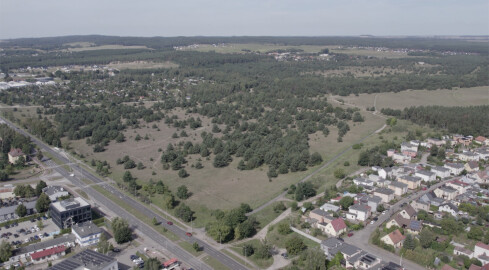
370, 221, 375, 225
70, 173, 75, 177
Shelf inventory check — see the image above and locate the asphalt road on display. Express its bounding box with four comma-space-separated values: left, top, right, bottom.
345, 177, 455, 270
1, 116, 248, 270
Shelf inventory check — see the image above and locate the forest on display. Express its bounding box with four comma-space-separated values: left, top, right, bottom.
381, 105, 489, 137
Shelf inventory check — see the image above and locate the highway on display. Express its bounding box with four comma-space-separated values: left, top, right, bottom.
0, 116, 248, 270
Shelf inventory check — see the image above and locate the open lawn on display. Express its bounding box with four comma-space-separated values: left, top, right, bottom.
329, 47, 412, 58
230, 239, 274, 269
182, 43, 328, 54
107, 61, 178, 70
62, 44, 150, 52
331, 86, 489, 110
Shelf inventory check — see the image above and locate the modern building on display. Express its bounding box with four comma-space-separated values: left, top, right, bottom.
48, 249, 118, 270
50, 197, 91, 229
42, 186, 70, 201
72, 221, 102, 247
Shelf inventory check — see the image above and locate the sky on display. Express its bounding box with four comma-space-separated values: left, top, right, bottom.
0, 0, 488, 39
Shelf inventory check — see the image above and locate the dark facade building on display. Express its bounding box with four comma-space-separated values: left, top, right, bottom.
50, 197, 91, 229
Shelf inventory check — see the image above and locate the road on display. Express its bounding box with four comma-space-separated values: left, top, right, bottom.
0, 116, 248, 270
345, 177, 455, 270
249, 123, 387, 216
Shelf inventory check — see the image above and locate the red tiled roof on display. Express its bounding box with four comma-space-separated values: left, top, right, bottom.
30, 245, 66, 260
482, 263, 489, 270
469, 264, 481, 270
475, 136, 487, 142
388, 229, 405, 245
476, 242, 489, 250
163, 258, 179, 267
441, 265, 456, 270
330, 218, 347, 232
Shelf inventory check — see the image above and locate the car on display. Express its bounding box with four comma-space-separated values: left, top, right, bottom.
42, 216, 48, 220
382, 211, 386, 215
281, 253, 288, 259
370, 221, 375, 225
70, 173, 75, 177
186, 232, 192, 237
4, 225, 9, 229
13, 234, 19, 238
167, 221, 173, 225
347, 232, 354, 237
373, 217, 378, 221
112, 248, 121, 253
30, 219, 36, 223
130, 255, 138, 260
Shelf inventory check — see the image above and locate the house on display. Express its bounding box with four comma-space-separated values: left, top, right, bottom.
381, 229, 405, 248
9, 235, 76, 265
353, 177, 374, 187
431, 166, 451, 179
411, 199, 430, 212
42, 186, 69, 201
475, 149, 489, 160
386, 149, 396, 157
401, 142, 418, 153
367, 196, 382, 212
439, 203, 458, 217
459, 151, 480, 162
347, 204, 371, 222
454, 246, 474, 258
349, 251, 381, 269
441, 265, 457, 270
392, 153, 411, 164
8, 148, 25, 164
474, 242, 489, 265
0, 199, 37, 222
458, 136, 473, 146
374, 188, 395, 203
320, 203, 340, 213
398, 175, 422, 189
465, 161, 480, 172
415, 170, 436, 182
378, 167, 393, 179
406, 220, 423, 234
386, 214, 410, 229
467, 263, 489, 270
402, 150, 417, 158
444, 163, 465, 175
427, 138, 446, 146
309, 209, 335, 224
321, 237, 360, 260
399, 205, 417, 220
48, 249, 118, 270
446, 180, 469, 194
324, 218, 347, 237
389, 181, 408, 196
434, 186, 458, 200
474, 169, 489, 184
474, 136, 489, 145
72, 221, 102, 247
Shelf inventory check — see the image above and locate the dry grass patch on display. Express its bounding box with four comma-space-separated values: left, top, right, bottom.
107, 61, 178, 70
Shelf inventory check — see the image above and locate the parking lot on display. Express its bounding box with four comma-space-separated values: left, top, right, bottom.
0, 216, 59, 248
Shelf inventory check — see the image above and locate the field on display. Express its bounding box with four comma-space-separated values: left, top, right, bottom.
106, 61, 178, 70
331, 86, 489, 110
310, 66, 412, 78
62, 43, 150, 52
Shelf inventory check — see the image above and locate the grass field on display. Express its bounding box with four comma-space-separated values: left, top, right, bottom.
62, 44, 150, 52
230, 239, 274, 269
180, 43, 328, 54
331, 86, 489, 110
107, 61, 178, 70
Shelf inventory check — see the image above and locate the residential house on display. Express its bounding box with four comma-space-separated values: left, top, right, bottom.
324, 218, 347, 237
377, 179, 391, 188
458, 136, 473, 146
474, 242, 489, 265
439, 203, 459, 217
446, 180, 469, 194
378, 167, 393, 179
434, 186, 458, 200
454, 246, 474, 258
420, 191, 445, 207
431, 166, 451, 179
353, 177, 374, 187
406, 220, 423, 234
475, 149, 489, 160
441, 265, 457, 270
374, 188, 395, 203
459, 151, 480, 162
347, 204, 371, 222
402, 150, 417, 158
367, 196, 382, 212
392, 153, 411, 164
349, 251, 382, 269
427, 138, 446, 146
9, 235, 76, 265
386, 149, 396, 157
401, 142, 418, 153
386, 214, 410, 229
474, 136, 489, 146
381, 229, 405, 248
398, 175, 422, 189
321, 238, 360, 260
48, 249, 118, 270
71, 221, 102, 247
399, 205, 417, 220
411, 199, 430, 212
8, 148, 25, 164
42, 186, 69, 201
465, 161, 480, 172
389, 181, 408, 196
445, 163, 465, 175
309, 209, 335, 224
320, 203, 340, 213
474, 169, 489, 184
415, 170, 436, 182
0, 199, 37, 222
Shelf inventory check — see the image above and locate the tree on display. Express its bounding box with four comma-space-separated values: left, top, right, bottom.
255, 240, 272, 259
137, 162, 145, 170
334, 168, 346, 179
0, 240, 12, 263
339, 196, 354, 210
178, 168, 189, 178
295, 182, 316, 201
309, 152, 323, 166
36, 150, 44, 161
97, 233, 111, 254
278, 223, 292, 235
273, 202, 286, 213
303, 247, 327, 270
213, 152, 232, 168
235, 219, 256, 239
376, 204, 385, 213
403, 234, 415, 250
328, 252, 344, 268
152, 217, 158, 225
123, 171, 134, 182
111, 217, 132, 244
468, 226, 484, 241
206, 222, 233, 242
285, 236, 306, 255
144, 257, 161, 270
242, 244, 254, 257
15, 204, 27, 217
192, 242, 200, 252
430, 145, 439, 157
35, 180, 47, 196
177, 185, 190, 199
419, 228, 435, 248
37, 220, 44, 230
175, 203, 194, 222
239, 203, 252, 213
35, 193, 51, 213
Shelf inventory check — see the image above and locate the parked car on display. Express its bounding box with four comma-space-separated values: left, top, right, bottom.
370, 221, 375, 225
347, 232, 354, 237
373, 217, 378, 221
112, 248, 121, 253
186, 232, 192, 237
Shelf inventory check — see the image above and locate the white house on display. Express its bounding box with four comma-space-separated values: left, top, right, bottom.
389, 181, 408, 196
71, 221, 102, 247
431, 166, 451, 179
458, 151, 480, 162
415, 170, 436, 182
474, 242, 489, 265
439, 203, 458, 217
324, 218, 347, 237
381, 229, 405, 248
347, 204, 371, 222
434, 186, 458, 200
401, 142, 418, 153
320, 203, 340, 213
392, 153, 411, 164
42, 186, 70, 201
353, 177, 374, 187
444, 163, 465, 175
374, 188, 395, 203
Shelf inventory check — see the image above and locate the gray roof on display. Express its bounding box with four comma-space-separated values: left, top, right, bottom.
72, 221, 102, 238
15, 234, 75, 255
51, 197, 90, 212
0, 200, 37, 217
368, 196, 382, 204
42, 186, 68, 197
321, 237, 344, 249
375, 188, 394, 195
389, 181, 408, 189
432, 166, 450, 172
401, 175, 422, 182
350, 204, 370, 213
416, 170, 435, 177
49, 249, 116, 270
445, 163, 464, 169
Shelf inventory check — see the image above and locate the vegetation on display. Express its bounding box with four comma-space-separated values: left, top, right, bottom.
111, 217, 132, 244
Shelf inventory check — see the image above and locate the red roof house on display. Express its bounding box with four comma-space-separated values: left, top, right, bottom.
30, 245, 66, 261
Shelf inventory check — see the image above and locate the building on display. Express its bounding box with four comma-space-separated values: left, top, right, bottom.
415, 170, 436, 182
398, 175, 422, 189
367, 196, 382, 212
411, 199, 430, 212
50, 197, 92, 229
474, 242, 489, 265
374, 188, 395, 203
446, 180, 469, 194
439, 203, 459, 217
8, 148, 25, 164
389, 181, 408, 196
0, 199, 37, 222
401, 142, 418, 153
162, 258, 180, 270
392, 153, 411, 164
427, 138, 446, 146
324, 218, 347, 237
444, 163, 465, 175
431, 166, 451, 179
10, 235, 75, 265
347, 204, 371, 222
474, 136, 489, 146
459, 151, 480, 162
399, 205, 417, 220
465, 161, 480, 172
320, 203, 340, 213
434, 186, 458, 200
353, 177, 374, 187
381, 229, 405, 248
48, 249, 118, 270
42, 186, 69, 201
72, 221, 102, 247
386, 214, 410, 229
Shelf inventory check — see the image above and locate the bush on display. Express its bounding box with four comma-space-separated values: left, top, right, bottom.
277, 223, 292, 235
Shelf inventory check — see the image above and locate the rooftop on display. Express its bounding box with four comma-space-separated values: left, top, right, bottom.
375, 188, 394, 195
48, 249, 116, 270
51, 197, 90, 212
72, 221, 102, 238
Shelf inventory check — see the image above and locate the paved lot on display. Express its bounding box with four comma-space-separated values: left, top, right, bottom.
0, 217, 59, 247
